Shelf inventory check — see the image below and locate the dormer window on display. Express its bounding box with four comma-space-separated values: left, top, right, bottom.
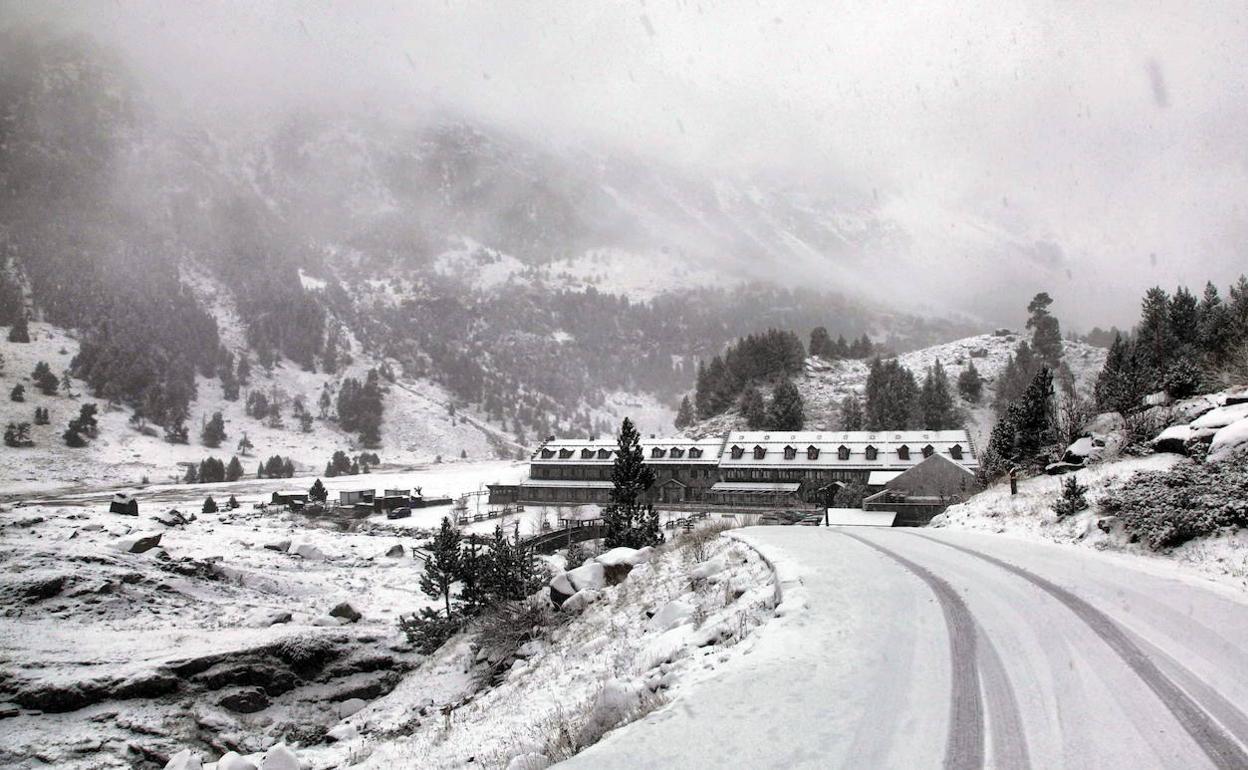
922, 444, 935, 458
597, 448, 612, 459
581, 449, 595, 459
897, 445, 910, 461
865, 445, 878, 461
807, 446, 820, 460
541, 449, 556, 459
689, 448, 702, 459
837, 445, 850, 461
784, 446, 797, 460
949, 444, 964, 460
559, 449, 574, 459
651, 447, 666, 458
670, 447, 685, 458
753, 446, 767, 460
731, 445, 744, 460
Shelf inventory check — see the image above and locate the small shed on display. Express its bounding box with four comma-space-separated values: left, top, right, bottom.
339, 489, 375, 507
374, 489, 411, 512
271, 491, 309, 509
109, 493, 139, 516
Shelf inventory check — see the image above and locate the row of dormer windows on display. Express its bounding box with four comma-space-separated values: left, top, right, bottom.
727, 444, 963, 461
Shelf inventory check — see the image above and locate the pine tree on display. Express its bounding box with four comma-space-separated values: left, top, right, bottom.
33, 406, 49, 425
227, 495, 240, 509
809, 327, 831, 358
1026, 292, 1063, 366
32, 361, 58, 395
1169, 286, 1200, 349
1052, 474, 1089, 519
1136, 287, 1174, 389
1198, 282, 1235, 366
7, 314, 30, 343
865, 358, 919, 430
674, 396, 695, 430
237, 434, 253, 456
226, 456, 244, 482
739, 386, 767, 429
985, 366, 1058, 478
203, 496, 218, 514
767, 379, 805, 430
10, 384, 25, 402
957, 360, 984, 403
919, 361, 960, 430
1094, 334, 1145, 414
840, 394, 865, 430
308, 477, 328, 502
201, 411, 227, 448
456, 539, 489, 616
603, 418, 661, 549
420, 517, 462, 620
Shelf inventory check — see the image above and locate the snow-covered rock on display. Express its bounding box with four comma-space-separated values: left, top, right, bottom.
560, 588, 602, 613
1209, 418, 1248, 462
1190, 403, 1248, 430
115, 532, 163, 554
258, 743, 300, 770
217, 751, 257, 770
594, 547, 644, 567
291, 543, 327, 561
648, 599, 694, 632
312, 615, 347, 627
263, 539, 291, 553
329, 602, 362, 623
165, 750, 203, 770
336, 697, 367, 718
690, 556, 726, 580
1152, 424, 1194, 454
326, 723, 359, 743
384, 544, 405, 558
581, 678, 646, 740
506, 753, 552, 770
550, 561, 606, 607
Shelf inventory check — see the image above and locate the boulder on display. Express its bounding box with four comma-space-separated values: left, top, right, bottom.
329, 602, 362, 623
164, 750, 203, 770
291, 543, 327, 561
218, 687, 270, 714
336, 697, 367, 719
1144, 390, 1173, 407
1151, 424, 1194, 454
1210, 417, 1248, 463
258, 743, 300, 770
217, 752, 257, 770
560, 589, 601, 614
649, 599, 694, 632
1044, 461, 1083, 476
507, 754, 552, 770
263, 540, 291, 553
326, 723, 359, 743
116, 532, 163, 554
690, 556, 726, 580
1191, 403, 1248, 430
1062, 437, 1095, 463
312, 615, 347, 627
550, 562, 606, 607
385, 544, 405, 558
246, 610, 293, 628
153, 510, 191, 527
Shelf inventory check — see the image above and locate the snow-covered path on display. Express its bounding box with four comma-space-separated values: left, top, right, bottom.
559, 527, 1248, 769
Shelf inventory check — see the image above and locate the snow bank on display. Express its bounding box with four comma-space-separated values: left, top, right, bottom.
1210, 418, 1248, 462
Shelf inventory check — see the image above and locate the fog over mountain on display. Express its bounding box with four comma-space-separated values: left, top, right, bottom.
7, 0, 1246, 328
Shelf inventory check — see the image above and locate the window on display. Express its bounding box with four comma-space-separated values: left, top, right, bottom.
807, 446, 820, 460
597, 448, 612, 459
651, 447, 666, 458
784, 445, 797, 460
731, 445, 744, 460
689, 447, 702, 459
837, 445, 850, 461
753, 446, 767, 460
897, 445, 910, 461
922, 444, 935, 458
949, 444, 964, 460
541, 449, 556, 459
670, 447, 685, 458
581, 448, 594, 459
559, 448, 574, 459
865, 445, 878, 461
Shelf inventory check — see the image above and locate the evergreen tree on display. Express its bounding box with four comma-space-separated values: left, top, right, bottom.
63, 422, 86, 447
767, 379, 805, 430
164, 414, 189, 444
603, 418, 662, 549
865, 358, 920, 430
1052, 474, 1089, 519
282, 457, 295, 478
1198, 282, 1236, 366
985, 366, 1058, 478
809, 326, 831, 358
1136, 287, 1174, 388
1168, 286, 1200, 349
840, 394, 865, 430
456, 539, 489, 616
1094, 334, 1145, 414
420, 517, 462, 620
308, 477, 328, 502
33, 406, 49, 425
740, 386, 768, 429
201, 411, 227, 448
226, 456, 244, 482
236, 355, 251, 386
59, 370, 73, 396
10, 384, 25, 402
227, 495, 240, 509
1026, 292, 1063, 366
32, 361, 58, 395
4, 422, 33, 447
237, 433, 253, 456
7, 314, 30, 343
957, 360, 984, 403
919, 361, 960, 430
674, 395, 696, 430
203, 496, 218, 514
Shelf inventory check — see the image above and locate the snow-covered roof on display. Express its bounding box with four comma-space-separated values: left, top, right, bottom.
867, 471, 904, 486
533, 436, 725, 464
825, 509, 897, 527
709, 481, 802, 493
719, 430, 976, 471
519, 479, 615, 489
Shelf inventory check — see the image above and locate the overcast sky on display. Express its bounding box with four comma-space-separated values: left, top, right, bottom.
7, 0, 1248, 328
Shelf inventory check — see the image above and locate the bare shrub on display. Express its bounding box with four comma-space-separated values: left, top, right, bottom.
677, 518, 739, 564
473, 597, 562, 684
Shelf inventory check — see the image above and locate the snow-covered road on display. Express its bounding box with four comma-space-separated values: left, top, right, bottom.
560, 527, 1248, 769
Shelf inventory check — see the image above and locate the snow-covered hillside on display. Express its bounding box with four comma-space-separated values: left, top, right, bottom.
688, 331, 1108, 448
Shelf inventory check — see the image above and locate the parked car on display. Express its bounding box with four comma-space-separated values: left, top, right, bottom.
387, 507, 412, 520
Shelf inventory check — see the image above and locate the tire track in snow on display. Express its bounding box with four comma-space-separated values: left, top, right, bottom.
840, 532, 986, 770
917, 534, 1248, 770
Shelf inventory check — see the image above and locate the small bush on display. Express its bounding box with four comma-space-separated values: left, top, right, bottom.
1099, 451, 1248, 549
398, 608, 462, 655
1052, 475, 1089, 519
473, 598, 561, 685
